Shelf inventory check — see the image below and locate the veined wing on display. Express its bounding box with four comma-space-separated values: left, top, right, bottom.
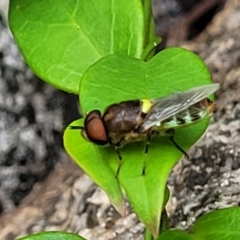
141, 83, 219, 131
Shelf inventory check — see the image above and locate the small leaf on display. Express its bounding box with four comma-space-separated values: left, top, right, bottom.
17, 231, 86, 240
9, 0, 145, 93
65, 47, 213, 237
190, 207, 240, 240
157, 230, 196, 240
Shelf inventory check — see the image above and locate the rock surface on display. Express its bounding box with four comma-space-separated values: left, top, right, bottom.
0, 15, 79, 216
168, 0, 240, 228
0, 0, 240, 239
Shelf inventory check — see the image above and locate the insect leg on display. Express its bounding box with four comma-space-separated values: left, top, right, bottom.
113, 142, 123, 178
115, 147, 122, 161
142, 132, 152, 176
144, 132, 151, 154
168, 129, 189, 159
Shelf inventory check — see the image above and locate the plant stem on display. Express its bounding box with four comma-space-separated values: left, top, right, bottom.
142, 0, 153, 46
144, 208, 170, 239
141, 0, 161, 60
160, 208, 170, 233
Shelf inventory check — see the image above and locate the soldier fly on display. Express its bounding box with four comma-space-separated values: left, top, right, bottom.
71, 83, 219, 176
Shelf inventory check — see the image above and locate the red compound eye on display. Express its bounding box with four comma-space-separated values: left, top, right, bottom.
83, 110, 108, 145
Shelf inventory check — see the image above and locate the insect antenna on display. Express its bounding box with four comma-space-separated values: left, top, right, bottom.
69, 126, 85, 130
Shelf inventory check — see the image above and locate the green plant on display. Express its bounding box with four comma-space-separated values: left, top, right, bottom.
17, 232, 86, 240
8, 0, 239, 240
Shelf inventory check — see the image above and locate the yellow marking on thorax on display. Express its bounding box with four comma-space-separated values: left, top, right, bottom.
141, 99, 152, 114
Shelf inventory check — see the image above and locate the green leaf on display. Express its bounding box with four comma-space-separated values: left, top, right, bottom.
9, 0, 145, 93
64, 47, 213, 237
156, 207, 240, 240
157, 230, 196, 240
17, 231, 86, 240
190, 207, 240, 240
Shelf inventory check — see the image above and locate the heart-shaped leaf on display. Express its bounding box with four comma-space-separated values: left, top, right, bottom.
9, 0, 145, 93
64, 47, 213, 237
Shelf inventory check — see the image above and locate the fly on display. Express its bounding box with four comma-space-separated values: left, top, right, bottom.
71, 83, 219, 176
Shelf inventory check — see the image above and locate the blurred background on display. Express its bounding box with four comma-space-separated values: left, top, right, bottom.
1, 0, 240, 239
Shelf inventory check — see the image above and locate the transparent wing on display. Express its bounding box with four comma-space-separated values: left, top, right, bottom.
141, 83, 219, 131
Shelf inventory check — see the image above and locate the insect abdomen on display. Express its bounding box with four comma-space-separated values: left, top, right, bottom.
158, 98, 216, 130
